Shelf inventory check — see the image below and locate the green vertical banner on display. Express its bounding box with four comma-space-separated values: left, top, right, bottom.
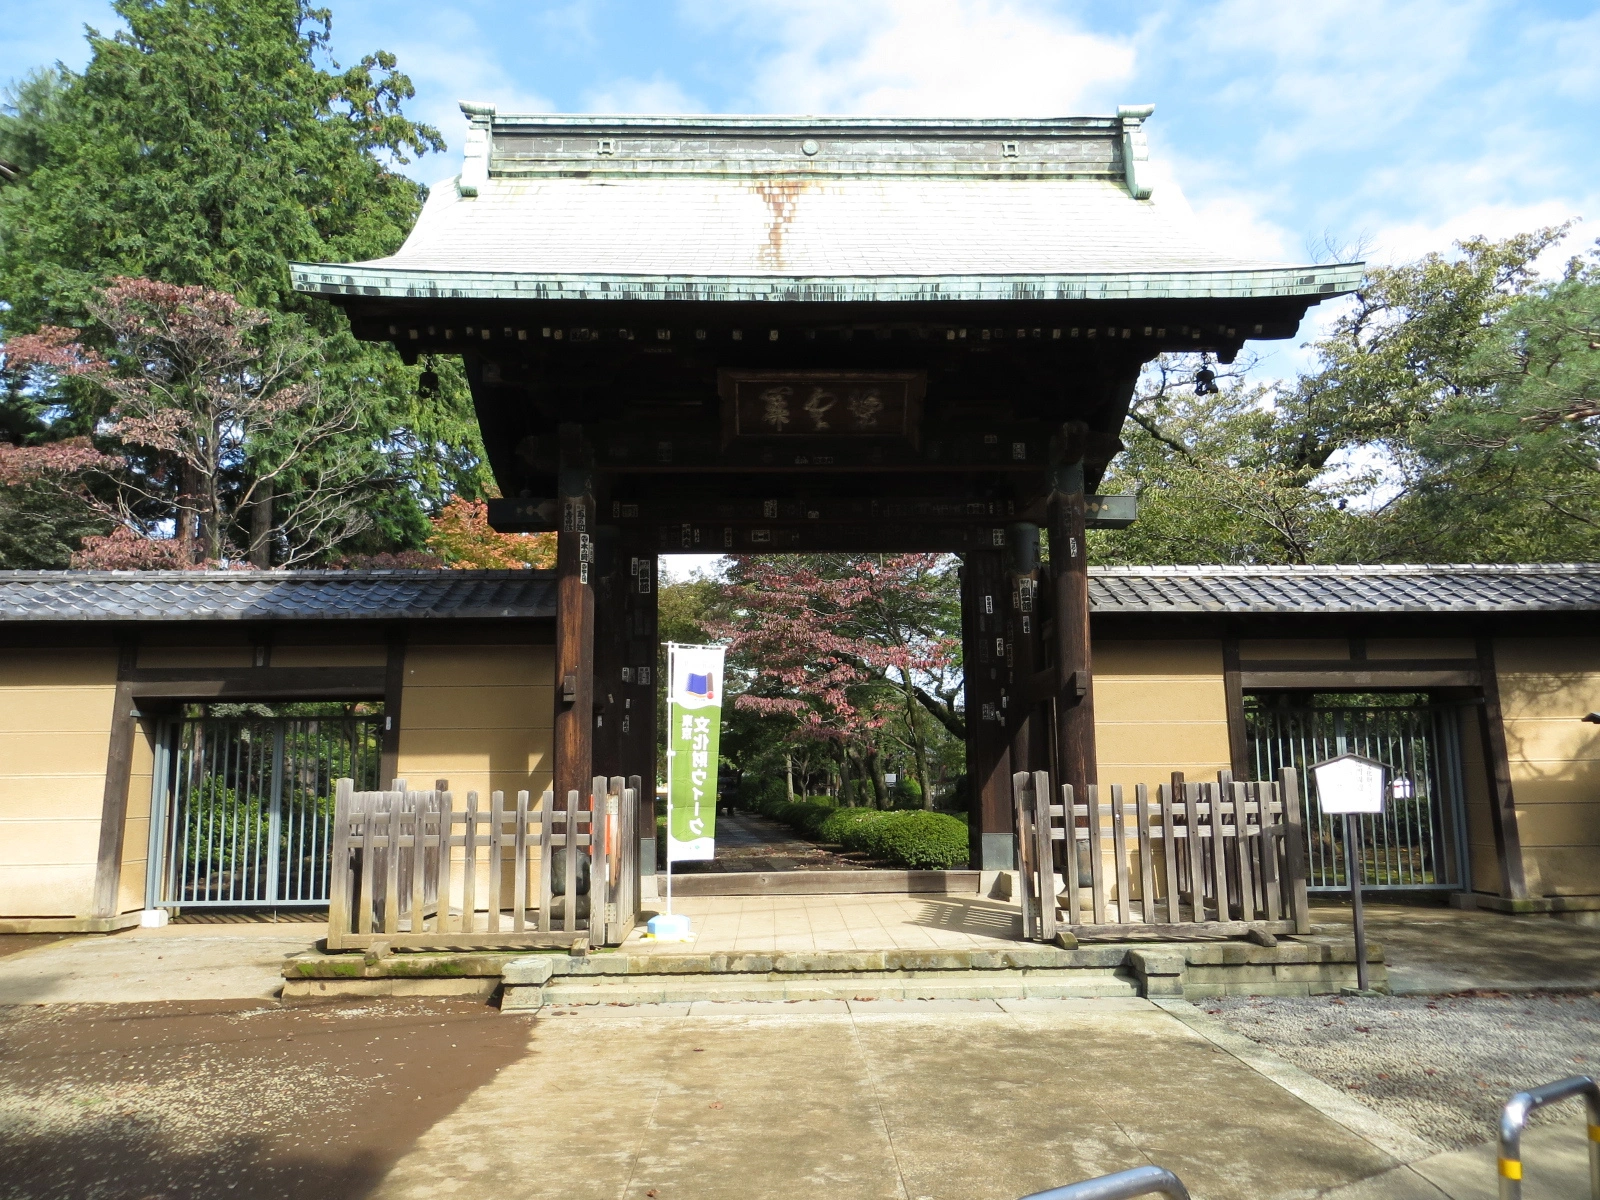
666, 643, 725, 863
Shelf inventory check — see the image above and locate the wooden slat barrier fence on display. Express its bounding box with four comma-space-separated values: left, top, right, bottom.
327, 773, 642, 951
1012, 768, 1311, 942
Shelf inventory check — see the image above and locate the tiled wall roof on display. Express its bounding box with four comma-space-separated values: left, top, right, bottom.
0, 564, 1596, 622
0, 571, 557, 621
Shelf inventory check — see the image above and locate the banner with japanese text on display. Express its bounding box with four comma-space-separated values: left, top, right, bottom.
666, 643, 725, 863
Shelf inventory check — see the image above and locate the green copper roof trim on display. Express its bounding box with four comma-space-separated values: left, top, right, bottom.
290, 262, 1364, 305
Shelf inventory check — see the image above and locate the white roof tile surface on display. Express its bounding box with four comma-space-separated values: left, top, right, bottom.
372, 177, 1280, 279
291, 113, 1361, 304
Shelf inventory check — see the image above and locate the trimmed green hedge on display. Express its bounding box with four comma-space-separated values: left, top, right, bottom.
746, 794, 970, 870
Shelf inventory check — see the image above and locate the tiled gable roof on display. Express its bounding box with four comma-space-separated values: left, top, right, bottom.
291, 111, 1361, 305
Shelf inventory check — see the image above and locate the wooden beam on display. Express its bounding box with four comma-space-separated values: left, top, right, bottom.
553, 425, 597, 802
1240, 669, 1478, 689
1475, 637, 1529, 901
91, 643, 139, 919
126, 666, 387, 699
1238, 658, 1479, 673
380, 636, 406, 787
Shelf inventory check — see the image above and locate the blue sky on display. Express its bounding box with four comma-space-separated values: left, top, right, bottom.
7, 0, 1596, 279
4, 0, 1597, 574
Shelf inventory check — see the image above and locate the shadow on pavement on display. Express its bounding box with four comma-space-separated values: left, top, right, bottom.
0, 997, 532, 1200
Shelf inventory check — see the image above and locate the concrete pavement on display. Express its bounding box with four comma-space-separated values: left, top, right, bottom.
0, 922, 321, 1004
372, 997, 1403, 1200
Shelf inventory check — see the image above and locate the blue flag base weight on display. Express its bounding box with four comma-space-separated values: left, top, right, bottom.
646, 913, 693, 941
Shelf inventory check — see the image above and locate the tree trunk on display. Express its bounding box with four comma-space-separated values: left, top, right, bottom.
785, 753, 794, 804
176, 462, 199, 565
900, 676, 933, 809
249, 478, 273, 569
866, 748, 888, 809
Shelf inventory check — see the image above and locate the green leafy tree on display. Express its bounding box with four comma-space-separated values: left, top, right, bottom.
1098, 229, 1600, 566
0, 0, 491, 565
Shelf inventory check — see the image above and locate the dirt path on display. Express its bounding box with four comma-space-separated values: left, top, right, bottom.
0, 998, 531, 1200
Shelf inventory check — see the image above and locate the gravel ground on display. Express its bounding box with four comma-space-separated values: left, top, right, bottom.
1211, 992, 1600, 1153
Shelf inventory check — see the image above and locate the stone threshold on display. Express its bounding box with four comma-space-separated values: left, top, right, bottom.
0, 912, 142, 935
664, 869, 981, 896
279, 937, 1385, 1006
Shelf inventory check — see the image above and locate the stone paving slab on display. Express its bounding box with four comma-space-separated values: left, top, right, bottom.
0, 925, 321, 1004
1324, 1123, 1593, 1200
1311, 902, 1600, 994
368, 998, 1400, 1200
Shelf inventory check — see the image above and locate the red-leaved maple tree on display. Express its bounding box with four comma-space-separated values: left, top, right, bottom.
716, 554, 960, 807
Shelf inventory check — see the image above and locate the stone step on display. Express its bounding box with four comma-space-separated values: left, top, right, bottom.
508, 969, 1140, 1010
279, 935, 1384, 1006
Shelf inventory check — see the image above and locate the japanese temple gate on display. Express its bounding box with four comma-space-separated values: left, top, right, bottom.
294, 107, 1359, 870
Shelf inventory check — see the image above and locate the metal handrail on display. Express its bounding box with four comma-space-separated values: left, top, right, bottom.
1019, 1166, 1191, 1200
1497, 1074, 1600, 1200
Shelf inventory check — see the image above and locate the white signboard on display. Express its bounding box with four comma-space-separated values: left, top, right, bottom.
1311, 754, 1386, 815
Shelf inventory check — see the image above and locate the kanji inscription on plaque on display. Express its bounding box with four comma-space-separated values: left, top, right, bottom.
719, 371, 924, 444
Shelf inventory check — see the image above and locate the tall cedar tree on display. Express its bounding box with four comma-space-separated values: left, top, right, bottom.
0, 0, 490, 565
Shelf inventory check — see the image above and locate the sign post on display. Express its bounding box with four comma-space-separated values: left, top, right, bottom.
648, 642, 726, 941
1310, 753, 1387, 994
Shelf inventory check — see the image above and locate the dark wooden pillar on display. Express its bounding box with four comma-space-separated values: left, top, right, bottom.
553, 425, 596, 803
1006, 522, 1048, 779
623, 547, 659, 876
379, 633, 407, 788
591, 524, 624, 779
1475, 636, 1529, 900
91, 641, 139, 920
961, 549, 1013, 869
1049, 423, 1097, 799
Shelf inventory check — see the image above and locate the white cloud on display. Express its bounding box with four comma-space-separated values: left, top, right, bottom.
1141, 157, 1299, 264
1166, 0, 1493, 163
340, 3, 554, 181
689, 0, 1137, 115
583, 74, 703, 114
660, 554, 729, 583
1368, 201, 1588, 268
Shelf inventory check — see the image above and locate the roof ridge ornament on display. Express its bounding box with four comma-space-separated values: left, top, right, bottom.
1117, 104, 1155, 200
458, 101, 496, 198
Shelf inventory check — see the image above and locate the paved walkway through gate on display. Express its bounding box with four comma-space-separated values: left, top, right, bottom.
668, 810, 868, 873
633, 890, 1024, 952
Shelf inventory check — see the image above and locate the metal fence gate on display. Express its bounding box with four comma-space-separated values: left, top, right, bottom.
1246, 699, 1469, 892
148, 714, 383, 908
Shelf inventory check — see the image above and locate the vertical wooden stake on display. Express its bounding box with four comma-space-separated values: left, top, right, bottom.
1011, 771, 1035, 941
513, 790, 529, 933
329, 778, 353, 945
487, 791, 504, 935
437, 789, 454, 933
1031, 769, 1056, 941
1279, 768, 1312, 935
